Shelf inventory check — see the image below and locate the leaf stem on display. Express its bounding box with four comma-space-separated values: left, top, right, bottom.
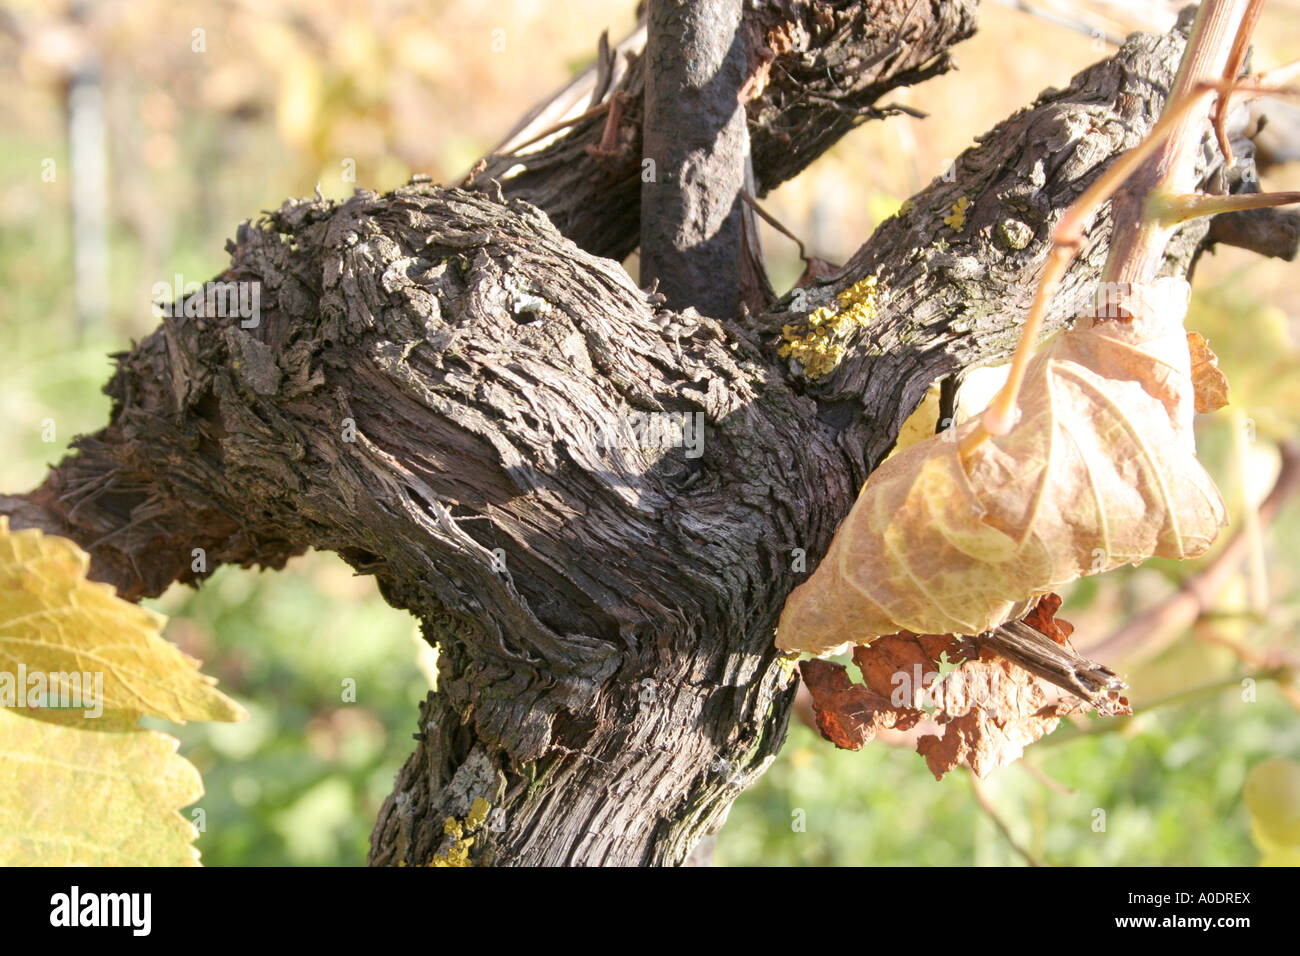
1152, 191, 1300, 224
967, 769, 1045, 867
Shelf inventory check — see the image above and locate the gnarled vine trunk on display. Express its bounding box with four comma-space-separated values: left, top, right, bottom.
3, 4, 1289, 865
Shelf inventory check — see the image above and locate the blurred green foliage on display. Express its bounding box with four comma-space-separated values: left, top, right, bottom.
719, 681, 1300, 866
141, 558, 431, 867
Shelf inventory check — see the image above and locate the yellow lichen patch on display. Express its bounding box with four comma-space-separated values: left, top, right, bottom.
430, 835, 474, 867
943, 196, 970, 232
777, 652, 800, 682
465, 797, 492, 830
429, 800, 495, 866
779, 275, 880, 379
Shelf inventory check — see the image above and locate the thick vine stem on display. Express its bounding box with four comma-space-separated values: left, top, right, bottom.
640, 0, 749, 317
2, 14, 1277, 866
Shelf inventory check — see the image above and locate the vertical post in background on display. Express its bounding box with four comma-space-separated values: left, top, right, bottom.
66, 1, 109, 341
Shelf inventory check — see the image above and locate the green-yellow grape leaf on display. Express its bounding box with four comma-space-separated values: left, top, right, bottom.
1244, 757, 1300, 848
0, 709, 202, 866
0, 517, 245, 723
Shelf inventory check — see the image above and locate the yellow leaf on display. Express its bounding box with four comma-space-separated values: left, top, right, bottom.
0, 517, 244, 723
778, 278, 1226, 655
887, 382, 941, 460
1244, 758, 1300, 847
0, 709, 202, 866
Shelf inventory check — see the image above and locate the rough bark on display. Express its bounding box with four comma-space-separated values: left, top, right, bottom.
1, 15, 1249, 865
783, 17, 1218, 467
468, 0, 980, 261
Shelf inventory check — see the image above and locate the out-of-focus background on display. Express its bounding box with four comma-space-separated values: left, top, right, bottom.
2, 0, 1298, 866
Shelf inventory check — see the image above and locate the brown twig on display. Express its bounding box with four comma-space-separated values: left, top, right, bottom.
967, 769, 1045, 866
584, 91, 628, 160
1193, 620, 1300, 712
740, 192, 811, 266
490, 99, 614, 162
1206, 206, 1300, 259
1018, 759, 1076, 795
1214, 0, 1267, 163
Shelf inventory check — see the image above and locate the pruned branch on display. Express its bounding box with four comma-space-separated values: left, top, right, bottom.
978, 620, 1126, 703
640, 0, 749, 316
466, 0, 979, 261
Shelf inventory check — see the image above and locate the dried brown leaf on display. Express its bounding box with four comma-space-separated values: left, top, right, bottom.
799, 658, 924, 751
1187, 330, 1230, 414
916, 650, 1066, 779
912, 639, 1129, 780
1021, 592, 1073, 645
778, 279, 1226, 655
803, 617, 1129, 775
795, 256, 841, 288
851, 633, 970, 700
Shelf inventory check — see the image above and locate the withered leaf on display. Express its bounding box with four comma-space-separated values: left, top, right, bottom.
803, 597, 1130, 776
916, 649, 1077, 780
851, 633, 970, 701
799, 658, 925, 751
1021, 592, 1073, 645
1187, 331, 1230, 414
778, 278, 1226, 656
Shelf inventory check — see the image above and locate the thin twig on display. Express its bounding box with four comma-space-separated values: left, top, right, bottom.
1194, 621, 1300, 712
1018, 759, 1076, 795
967, 769, 1044, 866
1038, 667, 1290, 748
490, 99, 613, 161
1214, 0, 1267, 163
740, 192, 810, 266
